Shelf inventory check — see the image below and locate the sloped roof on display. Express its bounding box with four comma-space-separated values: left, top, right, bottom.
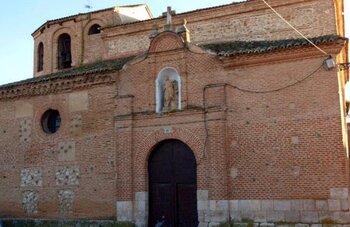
104, 0, 254, 29
0, 34, 346, 90
0, 56, 134, 89
32, 4, 148, 36
201, 35, 345, 56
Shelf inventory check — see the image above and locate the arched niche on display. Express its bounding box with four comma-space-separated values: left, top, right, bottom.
156, 67, 181, 113
88, 24, 101, 35
57, 33, 72, 69
37, 42, 44, 72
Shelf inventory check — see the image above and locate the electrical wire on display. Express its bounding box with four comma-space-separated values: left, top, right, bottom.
226, 60, 324, 93
201, 59, 325, 161
261, 0, 329, 56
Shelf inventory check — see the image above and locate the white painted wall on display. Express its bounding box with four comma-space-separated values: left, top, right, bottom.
116, 5, 152, 24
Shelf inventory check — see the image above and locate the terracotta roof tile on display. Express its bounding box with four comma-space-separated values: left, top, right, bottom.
1, 35, 346, 89
201, 35, 345, 56
0, 56, 134, 89
32, 4, 146, 36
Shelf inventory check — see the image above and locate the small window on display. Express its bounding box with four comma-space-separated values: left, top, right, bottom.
37, 42, 44, 72
41, 109, 61, 134
88, 24, 101, 35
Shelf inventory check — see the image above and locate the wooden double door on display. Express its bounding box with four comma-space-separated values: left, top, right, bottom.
148, 140, 198, 227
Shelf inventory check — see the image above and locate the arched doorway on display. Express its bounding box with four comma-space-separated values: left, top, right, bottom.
148, 139, 198, 226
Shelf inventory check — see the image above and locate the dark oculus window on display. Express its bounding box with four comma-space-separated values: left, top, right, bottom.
37, 42, 44, 72
41, 109, 61, 134
88, 24, 101, 35
57, 33, 72, 69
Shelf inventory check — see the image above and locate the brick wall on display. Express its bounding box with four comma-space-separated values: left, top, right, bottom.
103, 0, 336, 58
0, 84, 117, 218
0, 31, 348, 224
33, 0, 338, 78
2, 0, 348, 224
33, 9, 122, 77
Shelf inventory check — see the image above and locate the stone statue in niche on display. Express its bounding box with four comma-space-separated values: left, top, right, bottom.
162, 75, 178, 112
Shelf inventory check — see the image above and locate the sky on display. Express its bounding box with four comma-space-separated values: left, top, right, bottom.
0, 0, 349, 85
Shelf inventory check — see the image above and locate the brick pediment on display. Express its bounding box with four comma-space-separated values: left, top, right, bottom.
148, 31, 184, 53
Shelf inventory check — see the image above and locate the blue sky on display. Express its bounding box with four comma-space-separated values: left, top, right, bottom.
0, 0, 348, 85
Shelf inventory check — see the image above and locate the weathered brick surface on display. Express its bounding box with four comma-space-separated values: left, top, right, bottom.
33, 0, 339, 78
0, 85, 116, 218
1, 33, 348, 222
33, 9, 121, 77
103, 0, 337, 58
1, 0, 348, 224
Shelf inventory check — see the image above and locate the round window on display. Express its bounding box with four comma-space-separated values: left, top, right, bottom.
41, 109, 61, 134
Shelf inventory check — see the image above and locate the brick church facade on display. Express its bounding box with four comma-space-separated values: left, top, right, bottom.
0, 0, 349, 226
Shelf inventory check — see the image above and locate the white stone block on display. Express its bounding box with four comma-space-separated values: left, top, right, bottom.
209, 200, 216, 211
303, 199, 315, 211
274, 200, 291, 211
253, 211, 267, 222
284, 211, 300, 222
240, 210, 255, 221
230, 200, 239, 211
267, 211, 285, 222
217, 200, 229, 211
117, 201, 133, 221
260, 223, 275, 227
21, 168, 42, 187
261, 200, 274, 211
315, 200, 328, 211
135, 201, 146, 211
55, 166, 80, 186
341, 199, 349, 211
239, 200, 261, 211
135, 221, 146, 227
295, 224, 309, 227
301, 211, 318, 223
197, 190, 209, 201
328, 199, 341, 211
198, 222, 209, 227
310, 224, 321, 227
198, 210, 207, 222
198, 201, 209, 210
318, 211, 333, 222
291, 200, 303, 211
331, 212, 350, 224
209, 200, 229, 223
230, 211, 242, 222
135, 191, 147, 201
330, 188, 349, 199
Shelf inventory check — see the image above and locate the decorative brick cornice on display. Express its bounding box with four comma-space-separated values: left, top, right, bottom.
0, 72, 116, 100
0, 56, 134, 100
